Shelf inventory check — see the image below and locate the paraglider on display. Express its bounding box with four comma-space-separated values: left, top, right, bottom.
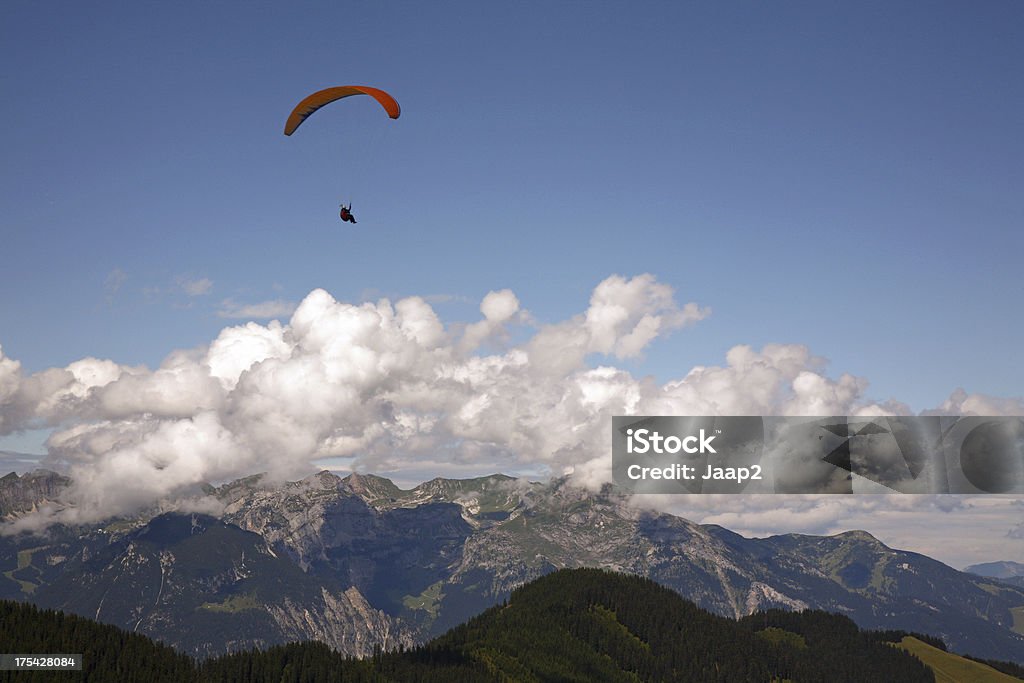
284, 85, 400, 136
339, 202, 356, 223
284, 85, 400, 223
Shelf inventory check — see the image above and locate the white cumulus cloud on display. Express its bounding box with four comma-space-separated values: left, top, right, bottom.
0, 274, 1020, 536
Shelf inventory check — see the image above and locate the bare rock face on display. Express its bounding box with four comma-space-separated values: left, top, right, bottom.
0, 470, 70, 519
268, 586, 413, 657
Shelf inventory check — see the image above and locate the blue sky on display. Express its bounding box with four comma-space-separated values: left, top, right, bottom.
1, 2, 1023, 566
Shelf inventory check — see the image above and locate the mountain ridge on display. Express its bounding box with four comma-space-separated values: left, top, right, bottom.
2, 468, 1023, 663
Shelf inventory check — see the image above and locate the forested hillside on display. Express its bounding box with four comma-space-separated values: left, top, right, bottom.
2, 569, 950, 682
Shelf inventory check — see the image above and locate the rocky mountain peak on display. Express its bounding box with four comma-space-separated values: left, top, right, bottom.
339, 472, 403, 507
834, 529, 886, 545
304, 470, 343, 489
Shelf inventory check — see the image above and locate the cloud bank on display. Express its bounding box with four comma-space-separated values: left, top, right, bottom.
0, 273, 1021, 530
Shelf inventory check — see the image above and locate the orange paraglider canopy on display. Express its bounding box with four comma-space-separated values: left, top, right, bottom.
283, 85, 400, 135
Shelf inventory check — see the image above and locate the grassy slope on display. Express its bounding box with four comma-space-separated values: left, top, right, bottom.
896, 636, 1023, 683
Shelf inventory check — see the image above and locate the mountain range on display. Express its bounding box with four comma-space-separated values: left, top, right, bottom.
1, 468, 1023, 664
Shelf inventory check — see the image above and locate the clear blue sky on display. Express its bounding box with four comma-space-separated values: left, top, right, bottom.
2, 1, 1023, 452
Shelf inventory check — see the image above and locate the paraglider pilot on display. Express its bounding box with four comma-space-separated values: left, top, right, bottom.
339, 202, 357, 223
